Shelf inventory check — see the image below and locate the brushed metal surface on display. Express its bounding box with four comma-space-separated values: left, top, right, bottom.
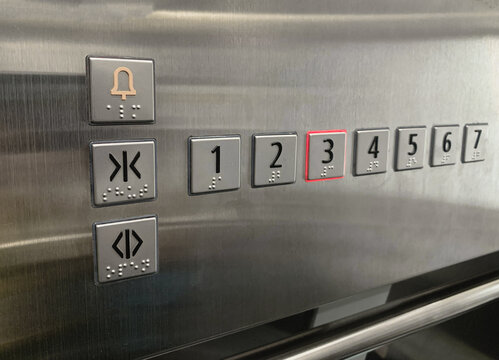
1, 0, 499, 359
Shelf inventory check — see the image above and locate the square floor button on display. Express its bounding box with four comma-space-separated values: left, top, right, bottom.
431, 125, 459, 166
90, 139, 157, 206
252, 133, 297, 187
87, 56, 155, 124
189, 135, 240, 194
395, 127, 426, 171
354, 129, 389, 176
94, 216, 158, 284
306, 130, 346, 181
462, 124, 487, 163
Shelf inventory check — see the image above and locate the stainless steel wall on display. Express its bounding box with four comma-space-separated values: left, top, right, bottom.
0, 1, 498, 359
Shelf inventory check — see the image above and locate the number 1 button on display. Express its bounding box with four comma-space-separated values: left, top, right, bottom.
189, 135, 241, 195
252, 133, 297, 187
354, 129, 389, 176
306, 130, 347, 181
431, 125, 459, 166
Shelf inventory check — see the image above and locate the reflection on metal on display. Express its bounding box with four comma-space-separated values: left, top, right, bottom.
266, 278, 499, 360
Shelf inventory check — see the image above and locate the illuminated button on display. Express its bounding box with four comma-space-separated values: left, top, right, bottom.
252, 133, 297, 187
90, 139, 157, 206
430, 125, 459, 166
462, 124, 487, 163
395, 127, 426, 171
94, 216, 158, 284
86, 56, 155, 124
306, 130, 346, 181
189, 135, 240, 194
354, 129, 389, 176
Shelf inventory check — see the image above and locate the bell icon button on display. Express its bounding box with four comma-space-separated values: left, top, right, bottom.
86, 56, 155, 124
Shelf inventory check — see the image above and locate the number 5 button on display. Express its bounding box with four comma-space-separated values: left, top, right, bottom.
252, 133, 297, 187
306, 130, 347, 181
354, 129, 389, 176
189, 135, 241, 195
431, 125, 459, 166
395, 127, 426, 171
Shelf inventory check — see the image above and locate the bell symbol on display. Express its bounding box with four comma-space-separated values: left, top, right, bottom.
110, 66, 137, 100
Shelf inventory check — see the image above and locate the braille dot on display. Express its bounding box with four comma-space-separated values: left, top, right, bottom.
212, 177, 216, 181
120, 191, 124, 195
120, 115, 124, 119
146, 259, 150, 262
127, 186, 132, 190
107, 274, 111, 279
212, 185, 216, 189
107, 188, 112, 192
146, 263, 150, 267
144, 188, 148, 193
119, 105, 124, 109
106, 266, 111, 270
142, 260, 145, 264
103, 198, 107, 202
106, 105, 111, 110
118, 273, 123, 277
128, 194, 132, 199
115, 192, 119, 196
139, 189, 143, 193
118, 264, 122, 268
132, 194, 136, 198
111, 269, 115, 274
120, 109, 124, 114
115, 187, 119, 191
134, 265, 139, 269
218, 176, 222, 180
269, 179, 272, 182
144, 184, 148, 188
102, 193, 107, 197
139, 193, 144, 197
209, 186, 212, 189
123, 263, 127, 267
130, 262, 134, 265
141, 268, 146, 272
132, 105, 136, 109
272, 171, 275, 175
132, 114, 136, 119
137, 105, 141, 109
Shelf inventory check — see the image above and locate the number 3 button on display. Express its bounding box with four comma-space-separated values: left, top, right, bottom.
354, 129, 389, 176
252, 133, 298, 187
306, 130, 347, 181
189, 135, 241, 194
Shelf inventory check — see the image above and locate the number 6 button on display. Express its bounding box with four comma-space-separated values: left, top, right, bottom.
252, 133, 297, 187
354, 128, 389, 176
306, 130, 347, 181
189, 135, 241, 194
431, 125, 459, 166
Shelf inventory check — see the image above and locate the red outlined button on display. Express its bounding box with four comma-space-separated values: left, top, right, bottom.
305, 130, 347, 182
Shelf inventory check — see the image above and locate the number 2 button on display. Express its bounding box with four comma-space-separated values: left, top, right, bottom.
306, 130, 347, 181
354, 129, 389, 176
252, 133, 298, 187
431, 125, 459, 166
189, 135, 241, 194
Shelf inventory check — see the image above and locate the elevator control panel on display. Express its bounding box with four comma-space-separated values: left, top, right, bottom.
189, 135, 241, 194
431, 125, 459, 166
306, 130, 346, 181
354, 129, 390, 176
93, 216, 158, 284
87, 56, 155, 124
462, 124, 488, 163
252, 133, 297, 187
90, 140, 157, 206
395, 127, 426, 171
85, 55, 489, 286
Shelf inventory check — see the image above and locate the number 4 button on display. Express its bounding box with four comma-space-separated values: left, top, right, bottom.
354, 129, 389, 176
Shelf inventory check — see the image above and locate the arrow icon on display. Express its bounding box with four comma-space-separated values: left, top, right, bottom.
109, 151, 141, 182
112, 229, 143, 259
